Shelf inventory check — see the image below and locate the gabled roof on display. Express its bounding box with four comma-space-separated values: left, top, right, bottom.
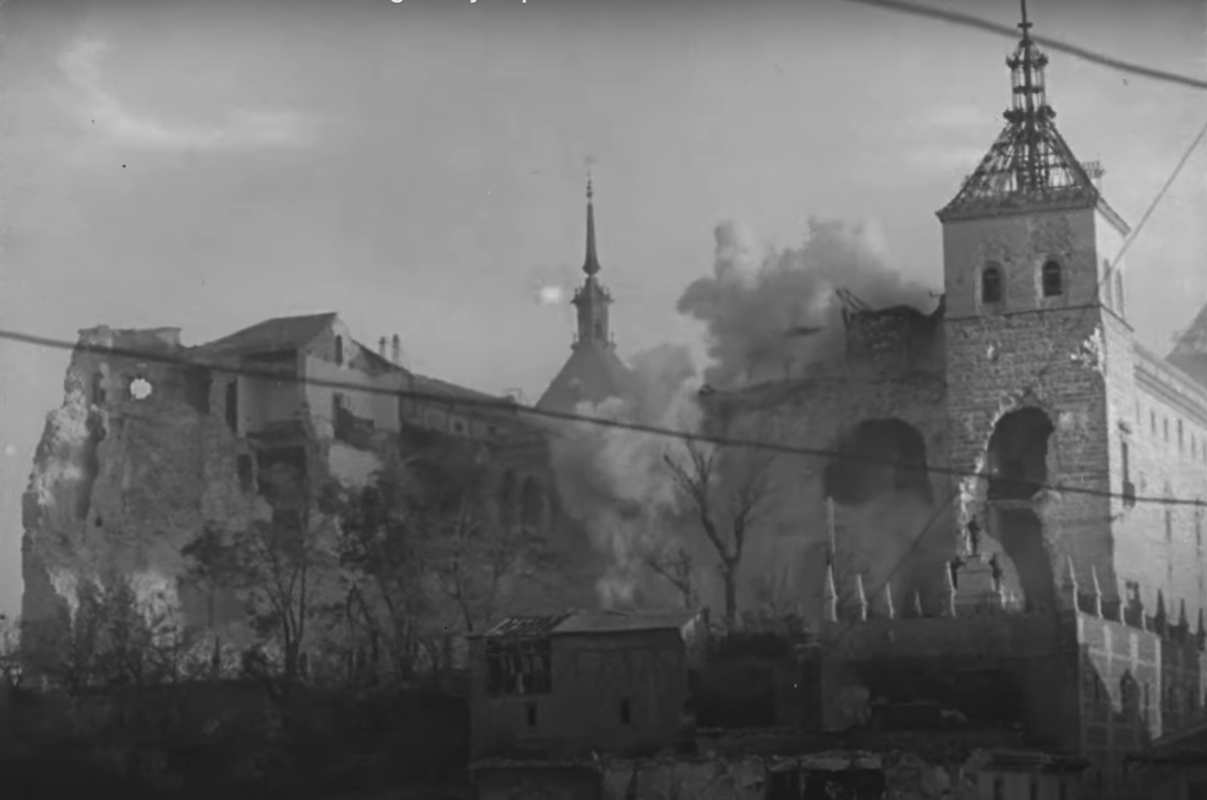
193, 312, 337, 357
936, 118, 1125, 231
536, 343, 636, 414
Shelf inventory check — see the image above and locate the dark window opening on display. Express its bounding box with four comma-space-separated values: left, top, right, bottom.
520, 477, 543, 528
1178, 420, 1184, 450
525, 702, 537, 728
485, 638, 553, 697
987, 407, 1054, 501
225, 380, 239, 433
94, 515, 103, 528
334, 335, 344, 365
237, 455, 253, 493
1029, 776, 1039, 800
90, 372, 106, 405
619, 697, 632, 725
1059, 780, 1068, 800
981, 264, 1003, 304
1103, 260, 1114, 308
993, 776, 1005, 800
1166, 509, 1173, 542
1196, 507, 1203, 549
1121, 441, 1134, 507
1042, 259, 1063, 297
1151, 410, 1157, 435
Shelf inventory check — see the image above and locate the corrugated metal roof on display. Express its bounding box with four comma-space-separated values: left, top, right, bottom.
481, 610, 700, 639
552, 610, 699, 635
482, 614, 571, 639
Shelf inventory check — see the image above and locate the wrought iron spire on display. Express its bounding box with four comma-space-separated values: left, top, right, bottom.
935, 0, 1115, 223
582, 171, 601, 277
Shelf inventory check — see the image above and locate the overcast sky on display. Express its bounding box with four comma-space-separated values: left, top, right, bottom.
1, 0, 1206, 617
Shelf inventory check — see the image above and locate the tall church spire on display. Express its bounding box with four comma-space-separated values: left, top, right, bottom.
583, 172, 601, 276
571, 173, 613, 350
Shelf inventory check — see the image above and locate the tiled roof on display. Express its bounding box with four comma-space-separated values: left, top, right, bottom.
193, 312, 337, 356
482, 614, 571, 639
536, 343, 637, 414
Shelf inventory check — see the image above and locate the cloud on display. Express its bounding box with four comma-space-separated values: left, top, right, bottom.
58, 38, 314, 152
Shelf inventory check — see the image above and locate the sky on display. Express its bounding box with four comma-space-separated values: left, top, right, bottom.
1, 0, 1207, 618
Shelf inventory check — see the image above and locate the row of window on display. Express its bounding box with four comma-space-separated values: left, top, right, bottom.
977, 258, 1126, 312
979, 260, 1064, 304
1137, 404, 1207, 464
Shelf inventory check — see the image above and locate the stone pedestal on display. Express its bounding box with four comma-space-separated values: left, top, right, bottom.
954, 555, 1005, 615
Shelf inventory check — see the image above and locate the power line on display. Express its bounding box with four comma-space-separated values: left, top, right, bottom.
3, 326, 1206, 509
842, 0, 1207, 93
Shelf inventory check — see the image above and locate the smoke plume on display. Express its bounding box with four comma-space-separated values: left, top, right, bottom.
550, 216, 937, 618
679, 217, 933, 388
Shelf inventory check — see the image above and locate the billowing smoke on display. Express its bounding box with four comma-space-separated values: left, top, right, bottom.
550, 344, 702, 609
679, 217, 933, 388
550, 216, 938, 619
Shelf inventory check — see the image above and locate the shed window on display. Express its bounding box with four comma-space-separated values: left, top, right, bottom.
1042, 259, 1063, 297
982, 264, 1003, 304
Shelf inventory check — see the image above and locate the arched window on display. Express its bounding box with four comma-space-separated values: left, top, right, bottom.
90, 371, 106, 405
981, 264, 1003, 304
1041, 259, 1063, 297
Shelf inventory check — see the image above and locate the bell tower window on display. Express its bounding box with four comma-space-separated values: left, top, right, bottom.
981, 264, 1003, 304
1042, 260, 1063, 297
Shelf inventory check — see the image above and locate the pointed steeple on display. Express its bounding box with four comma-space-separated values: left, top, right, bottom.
936, 0, 1123, 228
583, 172, 601, 277
569, 172, 614, 350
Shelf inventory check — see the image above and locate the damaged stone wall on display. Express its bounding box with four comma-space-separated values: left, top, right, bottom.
942, 209, 1118, 620
705, 344, 953, 628
21, 327, 269, 662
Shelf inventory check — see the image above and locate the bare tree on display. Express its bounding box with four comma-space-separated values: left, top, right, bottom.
20, 574, 182, 692
418, 442, 559, 637
332, 458, 433, 682
664, 440, 777, 630
641, 538, 699, 610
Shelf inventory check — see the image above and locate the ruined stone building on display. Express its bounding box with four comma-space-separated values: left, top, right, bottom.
688, 10, 1207, 796
20, 310, 600, 674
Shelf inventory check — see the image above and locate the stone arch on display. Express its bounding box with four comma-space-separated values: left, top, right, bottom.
823, 418, 932, 506
519, 476, 544, 528
986, 407, 1055, 501
995, 507, 1056, 612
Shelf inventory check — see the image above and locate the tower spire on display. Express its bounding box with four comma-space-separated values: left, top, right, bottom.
583, 171, 601, 277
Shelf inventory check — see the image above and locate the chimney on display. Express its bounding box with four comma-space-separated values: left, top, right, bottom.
378, 337, 387, 358
391, 334, 401, 365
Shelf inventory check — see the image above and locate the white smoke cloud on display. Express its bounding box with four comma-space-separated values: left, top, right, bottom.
551, 216, 937, 619
679, 217, 933, 387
